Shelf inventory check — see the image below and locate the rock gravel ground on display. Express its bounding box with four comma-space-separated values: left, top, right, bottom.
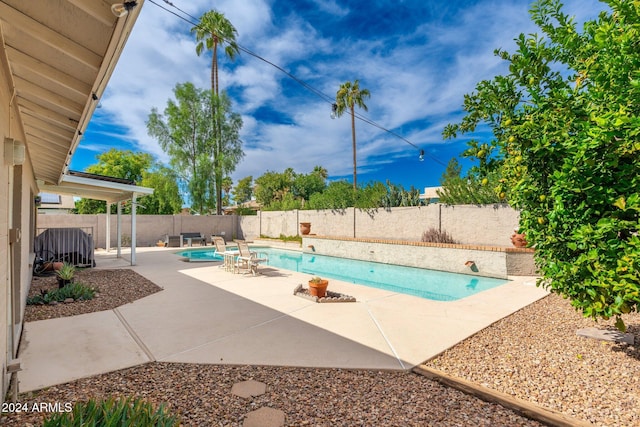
3, 269, 638, 426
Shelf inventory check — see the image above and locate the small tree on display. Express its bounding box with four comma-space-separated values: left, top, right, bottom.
232, 176, 253, 204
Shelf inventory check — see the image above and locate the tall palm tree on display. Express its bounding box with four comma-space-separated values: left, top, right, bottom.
333, 80, 370, 190
192, 11, 239, 214
192, 10, 239, 97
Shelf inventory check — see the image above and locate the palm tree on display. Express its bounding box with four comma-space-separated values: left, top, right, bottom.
221, 176, 233, 205
312, 165, 328, 180
192, 10, 239, 97
192, 11, 239, 214
333, 80, 370, 190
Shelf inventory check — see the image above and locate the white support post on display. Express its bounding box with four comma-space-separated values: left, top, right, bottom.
117, 201, 122, 258
106, 202, 111, 252
131, 193, 137, 266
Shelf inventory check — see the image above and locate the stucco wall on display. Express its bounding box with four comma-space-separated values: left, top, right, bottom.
38, 214, 237, 248
1, 60, 37, 402
255, 204, 520, 246
0, 72, 9, 400
37, 204, 522, 249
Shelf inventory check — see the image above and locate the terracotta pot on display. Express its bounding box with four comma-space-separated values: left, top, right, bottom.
308, 279, 329, 298
511, 232, 527, 248
300, 222, 311, 235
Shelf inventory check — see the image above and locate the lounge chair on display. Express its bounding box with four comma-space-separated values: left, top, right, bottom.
213, 236, 238, 271
234, 241, 268, 276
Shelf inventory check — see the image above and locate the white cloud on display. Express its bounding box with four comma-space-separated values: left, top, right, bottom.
85, 0, 609, 188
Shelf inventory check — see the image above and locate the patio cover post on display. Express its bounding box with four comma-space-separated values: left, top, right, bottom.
106, 202, 111, 252
117, 201, 122, 258
131, 193, 137, 265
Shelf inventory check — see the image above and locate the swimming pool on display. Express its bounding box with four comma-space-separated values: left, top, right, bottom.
176, 247, 508, 301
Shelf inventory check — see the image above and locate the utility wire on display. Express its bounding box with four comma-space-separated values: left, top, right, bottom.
150, 0, 446, 165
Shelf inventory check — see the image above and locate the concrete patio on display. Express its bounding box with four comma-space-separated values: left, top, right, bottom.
17, 247, 548, 393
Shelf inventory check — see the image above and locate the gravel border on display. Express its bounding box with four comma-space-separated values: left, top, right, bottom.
3, 269, 638, 426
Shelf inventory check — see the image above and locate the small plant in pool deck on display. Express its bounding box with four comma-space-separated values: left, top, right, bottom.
42, 396, 179, 426
421, 227, 458, 244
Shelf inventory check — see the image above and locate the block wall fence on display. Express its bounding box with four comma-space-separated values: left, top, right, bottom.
37, 204, 520, 249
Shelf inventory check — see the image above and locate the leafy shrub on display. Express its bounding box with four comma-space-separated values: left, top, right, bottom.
27, 282, 96, 305
57, 282, 96, 301
43, 397, 179, 426
421, 228, 458, 244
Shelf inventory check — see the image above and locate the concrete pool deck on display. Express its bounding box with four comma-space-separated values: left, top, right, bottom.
17, 247, 549, 393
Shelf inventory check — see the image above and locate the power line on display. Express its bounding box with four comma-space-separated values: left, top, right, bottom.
148, 0, 446, 165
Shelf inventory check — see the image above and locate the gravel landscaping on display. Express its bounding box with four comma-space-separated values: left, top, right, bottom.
3, 268, 638, 426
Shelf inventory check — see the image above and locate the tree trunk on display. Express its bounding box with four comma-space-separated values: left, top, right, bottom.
350, 104, 357, 190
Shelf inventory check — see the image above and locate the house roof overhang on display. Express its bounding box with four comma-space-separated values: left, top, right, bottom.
0, 0, 144, 186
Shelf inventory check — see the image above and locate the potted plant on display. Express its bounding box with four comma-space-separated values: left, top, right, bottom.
56, 262, 75, 288
308, 276, 329, 298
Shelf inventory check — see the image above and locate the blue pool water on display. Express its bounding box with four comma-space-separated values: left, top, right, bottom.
176, 247, 508, 301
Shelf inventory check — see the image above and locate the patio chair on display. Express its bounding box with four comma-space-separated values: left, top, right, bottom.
213, 236, 238, 271
234, 241, 268, 276
165, 235, 182, 247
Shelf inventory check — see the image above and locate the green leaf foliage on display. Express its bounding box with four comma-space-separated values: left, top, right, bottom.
74, 149, 182, 215
147, 83, 243, 214
42, 397, 179, 426
27, 282, 96, 305
444, 0, 640, 329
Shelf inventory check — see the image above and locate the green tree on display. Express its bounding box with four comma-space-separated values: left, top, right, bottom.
254, 169, 294, 209
312, 165, 328, 180
437, 158, 506, 205
254, 168, 327, 210
221, 176, 233, 206
75, 149, 180, 215
192, 10, 240, 214
308, 180, 355, 209
147, 83, 242, 215
139, 167, 183, 214
292, 173, 326, 207
333, 80, 370, 190
232, 176, 253, 204
444, 0, 640, 329
147, 82, 213, 214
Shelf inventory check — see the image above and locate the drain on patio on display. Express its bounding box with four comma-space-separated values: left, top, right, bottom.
293, 284, 356, 303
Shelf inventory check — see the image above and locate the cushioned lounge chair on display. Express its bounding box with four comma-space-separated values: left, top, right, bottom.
234, 241, 268, 276
212, 236, 237, 271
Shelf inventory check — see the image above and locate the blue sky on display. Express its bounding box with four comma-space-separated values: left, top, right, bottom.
72, 0, 606, 193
